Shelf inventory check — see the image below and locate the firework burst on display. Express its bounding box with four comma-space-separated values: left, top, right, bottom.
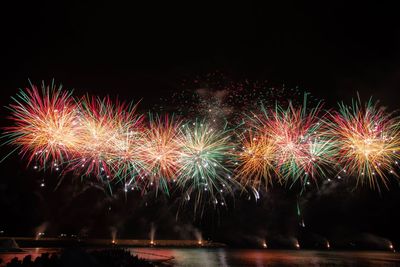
176, 121, 235, 206
140, 114, 182, 192
235, 131, 276, 189
2, 82, 79, 170
74, 95, 144, 180
249, 98, 336, 186
331, 97, 400, 189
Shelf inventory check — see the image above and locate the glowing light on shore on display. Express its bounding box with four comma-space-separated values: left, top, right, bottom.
262, 241, 268, 248
295, 240, 300, 249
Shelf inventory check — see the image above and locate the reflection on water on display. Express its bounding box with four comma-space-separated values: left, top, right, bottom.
131, 248, 400, 266
1, 248, 400, 267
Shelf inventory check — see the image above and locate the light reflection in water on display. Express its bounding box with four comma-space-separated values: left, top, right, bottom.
1, 248, 400, 267
130, 248, 400, 266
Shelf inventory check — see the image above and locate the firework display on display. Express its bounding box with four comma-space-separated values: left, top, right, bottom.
2, 82, 400, 202
140, 114, 182, 191
331, 97, 400, 189
235, 131, 276, 189
73, 95, 145, 179
242, 99, 337, 187
176, 120, 235, 204
2, 82, 79, 169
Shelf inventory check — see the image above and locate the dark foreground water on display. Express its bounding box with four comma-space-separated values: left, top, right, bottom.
1, 248, 400, 266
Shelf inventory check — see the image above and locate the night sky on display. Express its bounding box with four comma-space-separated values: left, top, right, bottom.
1, 2, 400, 248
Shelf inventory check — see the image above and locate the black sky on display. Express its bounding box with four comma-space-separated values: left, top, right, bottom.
2, 2, 400, 106
1, 1, 400, 247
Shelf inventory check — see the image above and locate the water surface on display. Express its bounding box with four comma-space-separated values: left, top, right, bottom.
1, 248, 400, 266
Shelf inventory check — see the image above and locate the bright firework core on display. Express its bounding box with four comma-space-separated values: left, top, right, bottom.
352, 137, 385, 157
